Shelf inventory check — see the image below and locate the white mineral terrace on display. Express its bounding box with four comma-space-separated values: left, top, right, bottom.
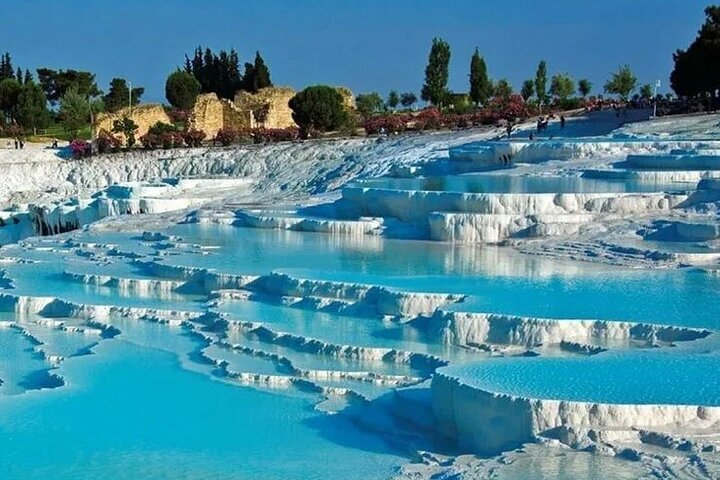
0, 112, 719, 479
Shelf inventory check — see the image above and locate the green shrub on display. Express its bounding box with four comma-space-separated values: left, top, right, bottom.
165, 70, 201, 110
289, 86, 348, 137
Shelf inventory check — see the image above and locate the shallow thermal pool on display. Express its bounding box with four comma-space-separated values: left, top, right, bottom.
0, 215, 719, 478
352, 173, 696, 194
438, 350, 720, 406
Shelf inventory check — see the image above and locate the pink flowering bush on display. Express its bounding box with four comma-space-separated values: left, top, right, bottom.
69, 139, 91, 159
252, 127, 300, 143
414, 107, 444, 130
215, 128, 238, 146
183, 129, 206, 147
139, 133, 162, 150
484, 94, 533, 123
161, 131, 185, 149
96, 131, 122, 154
363, 114, 411, 134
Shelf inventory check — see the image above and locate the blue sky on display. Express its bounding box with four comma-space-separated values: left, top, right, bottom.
0, 0, 710, 103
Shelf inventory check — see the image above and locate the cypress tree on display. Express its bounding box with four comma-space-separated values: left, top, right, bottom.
469, 47, 492, 107
242, 62, 255, 92
535, 60, 548, 110
228, 49, 243, 94
421, 37, 451, 107
0, 53, 14, 80
252, 51, 272, 92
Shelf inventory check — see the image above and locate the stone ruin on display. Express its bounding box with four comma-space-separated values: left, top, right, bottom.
187, 93, 254, 139
189, 86, 356, 137
94, 104, 171, 143
234, 87, 296, 130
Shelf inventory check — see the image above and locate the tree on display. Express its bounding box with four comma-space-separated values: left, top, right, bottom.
469, 47, 493, 107
112, 116, 139, 147
604, 65, 637, 101
670, 6, 720, 99
103, 78, 143, 113
578, 79, 592, 98
166, 70, 201, 110
550, 73, 575, 101
59, 88, 90, 139
639, 83, 653, 101
400, 92, 417, 109
16, 81, 50, 134
0, 78, 22, 121
185, 46, 243, 99
520, 79, 535, 101
289, 85, 348, 136
251, 51, 272, 92
534, 60, 548, 109
421, 37, 451, 107
355, 92, 385, 118
494, 79, 513, 99
0, 52, 14, 80
387, 90, 400, 110
36, 68, 100, 104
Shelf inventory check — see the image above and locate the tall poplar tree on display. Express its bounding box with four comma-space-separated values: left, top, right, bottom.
535, 60, 548, 110
421, 37, 451, 107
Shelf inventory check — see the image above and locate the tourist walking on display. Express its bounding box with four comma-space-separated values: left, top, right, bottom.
560, 115, 566, 129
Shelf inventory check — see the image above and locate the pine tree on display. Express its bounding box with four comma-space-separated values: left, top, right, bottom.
103, 78, 143, 113
23, 69, 32, 85
17, 80, 50, 134
671, 6, 720, 99
469, 47, 492, 107
421, 37, 451, 107
16, 67, 22, 83
166, 70, 201, 110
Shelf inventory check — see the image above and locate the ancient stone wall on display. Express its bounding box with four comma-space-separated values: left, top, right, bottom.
94, 104, 171, 143
235, 87, 296, 130
188, 93, 254, 138
187, 86, 355, 137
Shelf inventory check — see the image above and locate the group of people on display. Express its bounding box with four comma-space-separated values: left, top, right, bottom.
6, 138, 25, 149
3, 137, 60, 149
535, 114, 566, 133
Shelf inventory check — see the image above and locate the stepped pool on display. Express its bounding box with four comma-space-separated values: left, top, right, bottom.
2, 116, 720, 478
0, 216, 718, 478
353, 174, 696, 194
